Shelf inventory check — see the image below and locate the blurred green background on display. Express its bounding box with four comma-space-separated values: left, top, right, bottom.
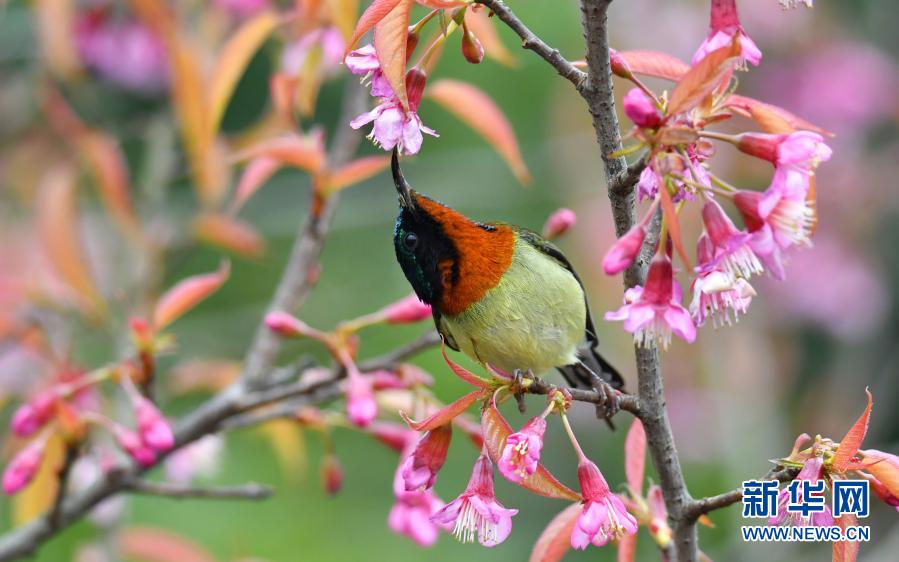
2, 0, 899, 560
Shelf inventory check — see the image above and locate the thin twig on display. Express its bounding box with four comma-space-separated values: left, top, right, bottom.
126, 479, 273, 501
685, 467, 800, 520
476, 0, 587, 88
528, 376, 641, 415
610, 153, 649, 195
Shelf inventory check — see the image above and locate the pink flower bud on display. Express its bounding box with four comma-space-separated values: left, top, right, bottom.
736, 132, 779, 163
11, 393, 56, 437
345, 372, 377, 427
114, 427, 157, 467
622, 88, 662, 129
3, 441, 45, 495
542, 208, 577, 239
402, 424, 451, 492
461, 30, 484, 64
405, 68, 428, 112
135, 398, 174, 451
609, 48, 633, 79
378, 294, 431, 324
602, 223, 646, 275
321, 454, 344, 496
264, 311, 311, 337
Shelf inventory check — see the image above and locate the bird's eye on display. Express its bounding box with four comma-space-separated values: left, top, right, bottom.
403, 232, 418, 251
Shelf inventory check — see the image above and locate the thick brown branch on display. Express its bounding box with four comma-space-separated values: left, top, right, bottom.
126, 479, 273, 501
476, 0, 587, 88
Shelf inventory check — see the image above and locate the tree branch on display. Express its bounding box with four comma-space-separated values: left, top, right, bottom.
126, 479, 273, 501
685, 467, 799, 520
476, 0, 587, 88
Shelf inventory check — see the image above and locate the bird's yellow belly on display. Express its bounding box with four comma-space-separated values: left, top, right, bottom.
441, 239, 585, 374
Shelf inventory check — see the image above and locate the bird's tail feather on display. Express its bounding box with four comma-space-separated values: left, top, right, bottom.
556, 345, 625, 391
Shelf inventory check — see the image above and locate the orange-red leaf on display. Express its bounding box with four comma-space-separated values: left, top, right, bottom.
153, 261, 230, 330
658, 185, 691, 269
37, 166, 104, 316
78, 131, 141, 239
832, 514, 860, 562
348, 0, 402, 51
426, 79, 531, 184
726, 94, 834, 137
416, 0, 466, 7
465, 9, 516, 67
617, 50, 690, 82
235, 134, 326, 174
441, 341, 490, 388
230, 155, 282, 214
624, 418, 646, 495
482, 403, 581, 501
117, 527, 217, 562
529, 503, 581, 562
617, 531, 637, 562
194, 213, 266, 258
209, 11, 280, 136
33, 0, 82, 80
321, 155, 391, 194
832, 389, 873, 473
400, 390, 483, 431
374, 0, 414, 109
668, 40, 741, 116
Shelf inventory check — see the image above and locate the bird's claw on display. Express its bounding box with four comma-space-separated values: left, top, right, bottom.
511, 369, 535, 414
589, 372, 620, 428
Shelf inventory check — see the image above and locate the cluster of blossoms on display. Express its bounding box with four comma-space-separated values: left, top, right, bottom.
602, 0, 832, 349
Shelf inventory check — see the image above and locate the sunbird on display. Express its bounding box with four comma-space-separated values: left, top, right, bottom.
390, 150, 624, 401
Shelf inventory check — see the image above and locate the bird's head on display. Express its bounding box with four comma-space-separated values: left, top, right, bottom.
391, 149, 515, 315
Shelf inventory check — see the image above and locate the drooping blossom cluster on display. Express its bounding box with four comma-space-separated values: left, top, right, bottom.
602, 0, 833, 349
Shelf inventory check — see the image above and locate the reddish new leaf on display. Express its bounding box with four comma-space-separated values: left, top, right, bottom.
235, 134, 326, 174
193, 213, 266, 258
400, 390, 483, 431
617, 50, 690, 82
441, 340, 490, 388
78, 131, 140, 239
833, 514, 860, 562
321, 155, 391, 195
726, 94, 834, 137
117, 527, 216, 562
624, 418, 646, 496
416, 0, 466, 7
617, 531, 637, 562
427, 79, 531, 184
529, 503, 581, 562
153, 261, 230, 329
230, 155, 282, 214
374, 0, 414, 109
347, 0, 402, 51
832, 389, 873, 473
668, 39, 741, 116
658, 183, 691, 269
482, 403, 581, 501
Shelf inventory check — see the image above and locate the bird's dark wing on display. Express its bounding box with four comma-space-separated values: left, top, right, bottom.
516, 228, 624, 390
432, 308, 459, 351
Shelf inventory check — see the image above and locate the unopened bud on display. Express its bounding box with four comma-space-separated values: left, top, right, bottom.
461, 30, 484, 64
11, 393, 56, 437
622, 88, 662, 130
735, 132, 778, 163
406, 30, 420, 60
265, 311, 311, 338
135, 398, 174, 452
609, 48, 634, 79
405, 68, 428, 111
321, 454, 344, 496
378, 293, 431, 324
542, 208, 577, 240
3, 441, 45, 495
602, 223, 646, 275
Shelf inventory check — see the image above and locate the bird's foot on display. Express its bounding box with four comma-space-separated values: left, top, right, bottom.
589, 373, 620, 428
511, 369, 536, 414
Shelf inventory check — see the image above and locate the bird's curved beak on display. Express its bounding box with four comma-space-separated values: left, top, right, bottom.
391, 148, 415, 210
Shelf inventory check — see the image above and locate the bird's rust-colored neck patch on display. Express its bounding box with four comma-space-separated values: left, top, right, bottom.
414, 195, 514, 316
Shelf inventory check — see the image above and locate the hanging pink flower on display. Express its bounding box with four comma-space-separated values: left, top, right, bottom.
430, 454, 518, 546
737, 131, 832, 201
602, 222, 646, 276
2, 440, 45, 495
390, 442, 448, 547
402, 424, 451, 492
636, 167, 661, 201
734, 188, 814, 251
769, 456, 833, 527
605, 254, 696, 349
571, 458, 638, 549
344, 44, 395, 98
692, 0, 761, 68
690, 234, 755, 327
701, 199, 764, 279
497, 416, 546, 483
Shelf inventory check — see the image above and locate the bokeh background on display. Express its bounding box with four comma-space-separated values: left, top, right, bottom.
1, 0, 898, 560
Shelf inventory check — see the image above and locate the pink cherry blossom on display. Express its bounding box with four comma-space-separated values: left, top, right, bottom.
602, 223, 646, 275
135, 397, 174, 452
3, 440, 45, 495
769, 456, 833, 527
734, 188, 814, 251
571, 458, 638, 549
497, 416, 546, 483
692, 0, 761, 68
636, 166, 661, 201
345, 371, 377, 427
690, 234, 755, 327
75, 11, 168, 94
701, 199, 764, 279
622, 88, 662, 129
542, 208, 577, 239
402, 424, 451, 492
605, 254, 696, 349
10, 392, 56, 437
737, 131, 832, 201
390, 443, 448, 547
430, 454, 518, 546
344, 44, 394, 98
